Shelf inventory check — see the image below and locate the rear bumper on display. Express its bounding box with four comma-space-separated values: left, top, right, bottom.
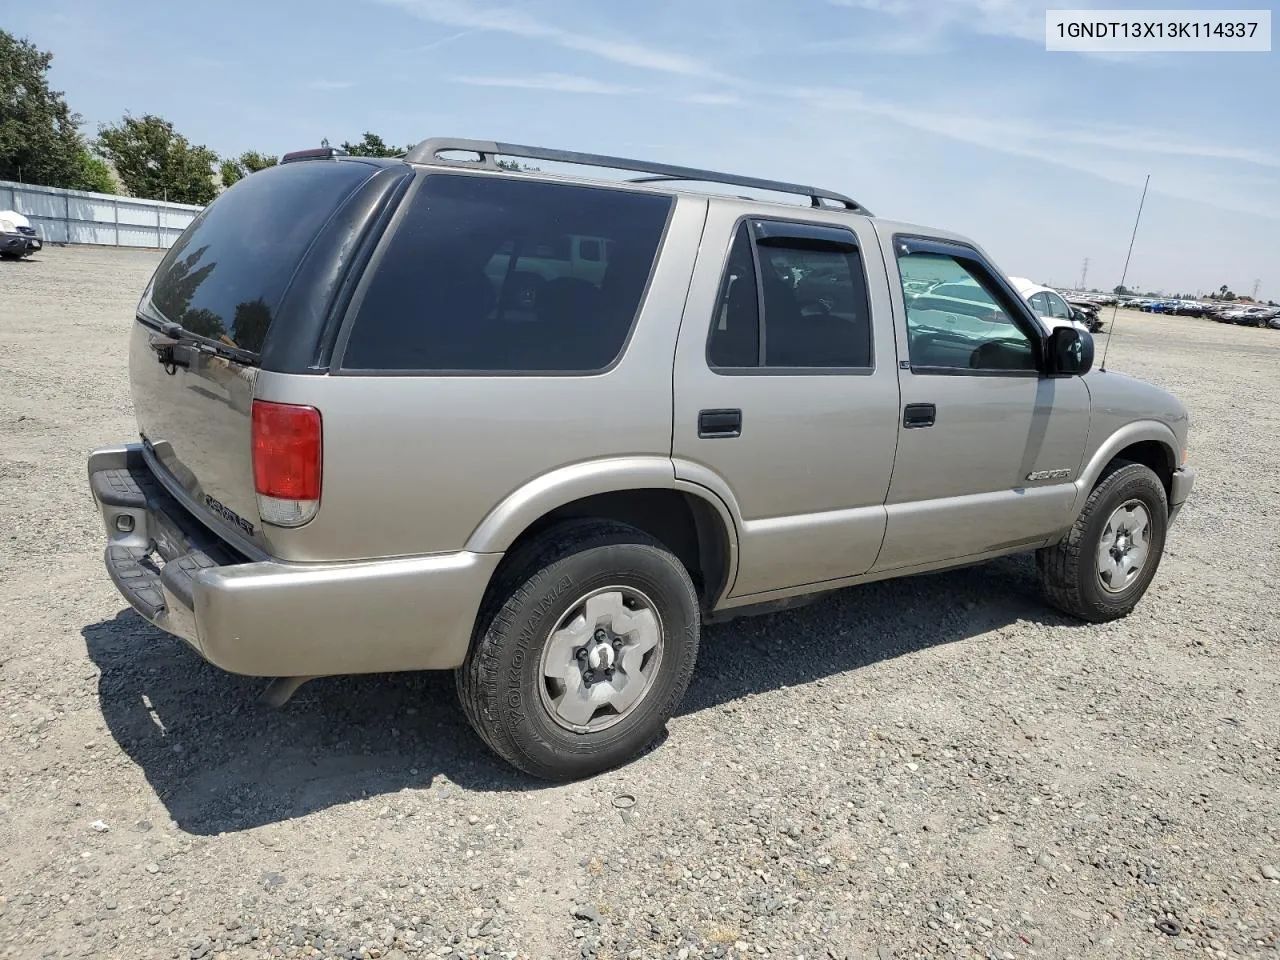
88, 445, 500, 677
1169, 465, 1196, 523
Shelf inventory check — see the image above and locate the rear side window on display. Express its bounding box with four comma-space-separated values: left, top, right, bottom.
707, 221, 873, 370
148, 160, 374, 354
341, 175, 672, 372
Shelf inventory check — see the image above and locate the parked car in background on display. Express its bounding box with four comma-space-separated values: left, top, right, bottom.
0, 210, 41, 260
1064, 295, 1105, 330
1009, 277, 1101, 333
1220, 305, 1277, 327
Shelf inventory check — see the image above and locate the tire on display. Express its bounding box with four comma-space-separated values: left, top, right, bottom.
457, 520, 700, 781
1036, 462, 1169, 622
0, 251, 21, 261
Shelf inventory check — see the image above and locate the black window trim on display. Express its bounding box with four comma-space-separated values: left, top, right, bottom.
330, 169, 677, 377
705, 214, 877, 378
892, 234, 1047, 378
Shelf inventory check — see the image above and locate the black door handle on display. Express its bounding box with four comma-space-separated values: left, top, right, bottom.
903, 403, 936, 428
698, 408, 742, 438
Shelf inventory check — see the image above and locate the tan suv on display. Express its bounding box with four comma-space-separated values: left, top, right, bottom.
88, 138, 1196, 780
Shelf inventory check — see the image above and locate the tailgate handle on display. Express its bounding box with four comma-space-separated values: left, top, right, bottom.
698, 408, 742, 439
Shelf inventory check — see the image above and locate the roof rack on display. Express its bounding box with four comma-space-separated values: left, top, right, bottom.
404, 138, 871, 215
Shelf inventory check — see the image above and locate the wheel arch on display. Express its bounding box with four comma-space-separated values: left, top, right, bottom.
1073, 421, 1178, 515
465, 459, 740, 611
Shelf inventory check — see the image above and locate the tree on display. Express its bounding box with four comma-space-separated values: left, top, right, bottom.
71, 149, 117, 194
150, 243, 220, 333
0, 31, 107, 190
218, 158, 242, 189
96, 114, 218, 204
339, 132, 411, 158
231, 298, 273, 352
219, 150, 278, 189
1113, 285, 1130, 295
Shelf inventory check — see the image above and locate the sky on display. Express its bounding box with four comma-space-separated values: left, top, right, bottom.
8, 0, 1279, 298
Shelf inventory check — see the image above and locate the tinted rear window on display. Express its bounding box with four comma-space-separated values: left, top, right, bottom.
147, 160, 375, 354
340, 174, 672, 372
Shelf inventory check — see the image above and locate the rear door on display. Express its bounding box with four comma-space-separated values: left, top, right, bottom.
672, 204, 901, 598
872, 234, 1090, 571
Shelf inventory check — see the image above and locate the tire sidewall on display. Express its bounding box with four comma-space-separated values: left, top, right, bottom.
482, 540, 698, 778
1077, 466, 1169, 613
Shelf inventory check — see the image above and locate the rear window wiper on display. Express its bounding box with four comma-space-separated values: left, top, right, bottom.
144, 317, 258, 366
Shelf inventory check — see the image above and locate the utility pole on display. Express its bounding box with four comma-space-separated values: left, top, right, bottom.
1252, 278, 1261, 300
1079, 257, 1089, 291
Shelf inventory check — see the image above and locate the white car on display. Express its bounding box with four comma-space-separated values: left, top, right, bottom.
1008, 277, 1092, 334
0, 210, 41, 260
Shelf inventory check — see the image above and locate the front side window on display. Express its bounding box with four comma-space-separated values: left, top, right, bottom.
707, 221, 872, 370
1046, 293, 1072, 319
897, 250, 1037, 373
341, 174, 671, 372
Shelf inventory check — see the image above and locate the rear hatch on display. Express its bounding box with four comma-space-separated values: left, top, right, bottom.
130, 157, 391, 555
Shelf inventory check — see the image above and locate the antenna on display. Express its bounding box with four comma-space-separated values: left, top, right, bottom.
1099, 175, 1150, 373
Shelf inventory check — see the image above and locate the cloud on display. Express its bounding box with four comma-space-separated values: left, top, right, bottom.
1046, 125, 1280, 169
680, 92, 742, 106
413, 29, 475, 52
780, 85, 1280, 219
380, 0, 727, 79
450, 72, 640, 95
824, 0, 1048, 45
449, 73, 743, 107
308, 79, 358, 90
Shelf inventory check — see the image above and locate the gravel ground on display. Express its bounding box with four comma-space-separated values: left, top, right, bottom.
1, 245, 1277, 960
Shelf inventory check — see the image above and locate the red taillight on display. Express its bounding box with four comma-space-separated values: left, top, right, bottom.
251, 400, 322, 502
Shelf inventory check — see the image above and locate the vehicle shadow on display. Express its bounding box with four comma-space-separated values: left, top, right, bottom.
82, 552, 1083, 835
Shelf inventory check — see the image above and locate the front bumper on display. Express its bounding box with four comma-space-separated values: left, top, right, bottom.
1169, 465, 1196, 523
88, 445, 500, 677
1, 232, 35, 254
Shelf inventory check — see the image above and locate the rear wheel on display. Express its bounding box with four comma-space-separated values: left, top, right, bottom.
457, 520, 700, 781
1036, 462, 1169, 622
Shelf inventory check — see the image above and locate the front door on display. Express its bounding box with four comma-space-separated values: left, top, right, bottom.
872, 234, 1090, 572
672, 204, 902, 598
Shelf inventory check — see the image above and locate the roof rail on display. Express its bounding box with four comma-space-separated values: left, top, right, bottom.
404, 138, 871, 215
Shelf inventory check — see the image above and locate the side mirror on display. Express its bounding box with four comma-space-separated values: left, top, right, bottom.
1048, 325, 1094, 376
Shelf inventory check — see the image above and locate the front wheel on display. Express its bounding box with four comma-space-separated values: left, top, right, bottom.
457, 520, 700, 781
1036, 462, 1169, 622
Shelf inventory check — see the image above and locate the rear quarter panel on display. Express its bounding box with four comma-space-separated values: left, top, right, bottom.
255, 195, 708, 563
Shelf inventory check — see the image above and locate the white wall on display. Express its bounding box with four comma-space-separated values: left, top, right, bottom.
0, 181, 201, 249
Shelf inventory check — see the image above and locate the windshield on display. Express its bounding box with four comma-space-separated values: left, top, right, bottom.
145, 160, 375, 355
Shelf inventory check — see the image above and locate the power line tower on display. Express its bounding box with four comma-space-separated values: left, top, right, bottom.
1079, 257, 1090, 290
1252, 278, 1261, 300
